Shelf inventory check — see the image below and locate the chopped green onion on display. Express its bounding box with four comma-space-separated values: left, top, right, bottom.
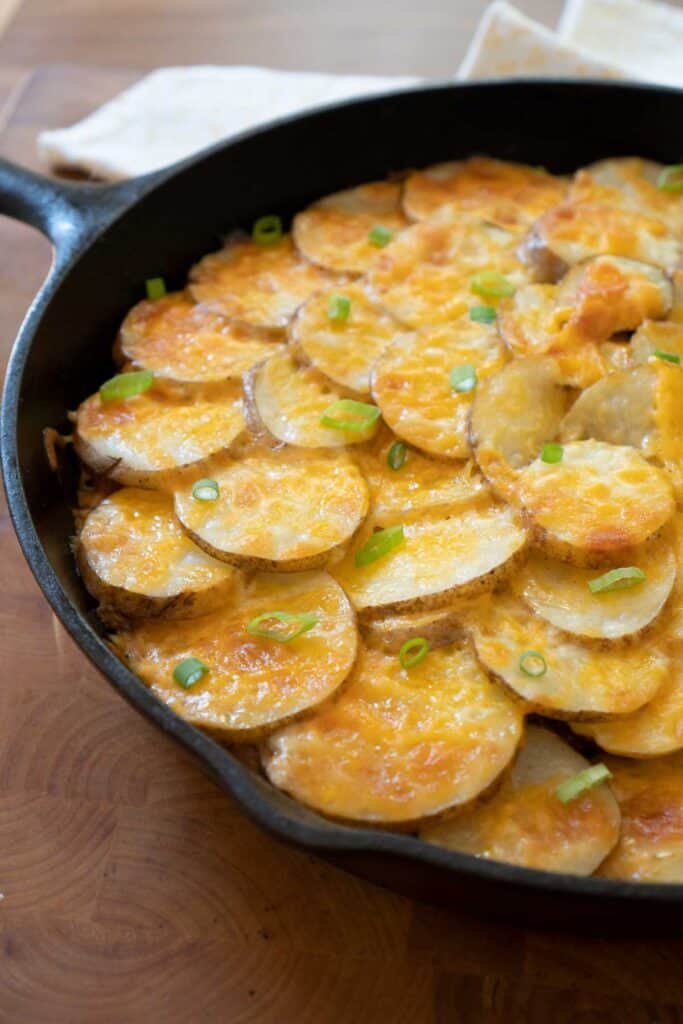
469, 304, 497, 324
555, 764, 612, 804
173, 656, 208, 689
387, 440, 407, 471
450, 364, 477, 393
246, 610, 318, 642
192, 478, 220, 502
368, 224, 392, 247
100, 370, 154, 402
541, 442, 564, 464
470, 271, 515, 299
320, 398, 381, 432
588, 567, 646, 594
657, 165, 683, 193
518, 650, 547, 678
252, 214, 283, 245
146, 277, 167, 300
653, 349, 681, 365
328, 294, 351, 322
399, 637, 430, 670
355, 525, 405, 567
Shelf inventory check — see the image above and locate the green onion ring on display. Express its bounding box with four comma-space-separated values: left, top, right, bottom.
146, 277, 167, 300
368, 224, 393, 247
588, 567, 646, 594
328, 294, 351, 321
470, 271, 515, 298
555, 764, 612, 804
320, 398, 381, 432
399, 637, 430, 670
518, 650, 547, 678
252, 214, 283, 245
653, 349, 681, 365
387, 440, 407, 471
100, 370, 154, 402
192, 478, 220, 502
541, 442, 564, 464
173, 656, 209, 689
246, 611, 318, 642
355, 525, 405, 567
469, 304, 497, 324
657, 165, 683, 193
450, 364, 477, 393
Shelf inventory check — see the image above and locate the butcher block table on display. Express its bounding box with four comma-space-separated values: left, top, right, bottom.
2, 3, 683, 1022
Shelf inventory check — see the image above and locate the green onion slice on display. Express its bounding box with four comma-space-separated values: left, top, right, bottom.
246, 610, 318, 642
657, 165, 683, 193
192, 478, 220, 502
100, 370, 154, 402
387, 440, 407, 471
541, 442, 563, 464
399, 636, 430, 670
450, 364, 477, 393
173, 656, 209, 689
252, 214, 283, 245
469, 304, 497, 324
328, 294, 351, 322
653, 349, 681, 365
146, 277, 167, 300
320, 398, 381, 432
588, 567, 646, 594
355, 525, 405, 567
555, 764, 612, 804
470, 271, 515, 298
368, 224, 392, 247
518, 650, 547, 678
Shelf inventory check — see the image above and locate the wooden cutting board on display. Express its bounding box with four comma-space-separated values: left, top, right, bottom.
2, 64, 683, 1024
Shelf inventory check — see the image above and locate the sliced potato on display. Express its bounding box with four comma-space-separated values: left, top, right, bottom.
666, 513, 683, 643
289, 283, 400, 395
403, 157, 567, 229
513, 538, 675, 642
261, 641, 523, 826
421, 725, 620, 875
74, 378, 246, 488
244, 350, 379, 448
118, 291, 281, 383
174, 448, 368, 571
467, 591, 670, 718
77, 487, 238, 620
631, 320, 683, 365
599, 339, 633, 373
361, 602, 467, 653
516, 440, 675, 565
371, 320, 507, 459
469, 357, 569, 501
332, 503, 527, 617
292, 181, 409, 274
575, 645, 683, 757
365, 218, 526, 328
188, 234, 334, 331
571, 158, 683, 236
112, 571, 358, 741
597, 753, 683, 882
559, 366, 658, 452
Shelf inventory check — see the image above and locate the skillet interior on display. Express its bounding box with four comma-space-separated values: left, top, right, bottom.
4, 79, 683, 930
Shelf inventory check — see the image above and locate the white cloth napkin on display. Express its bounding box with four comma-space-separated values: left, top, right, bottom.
38, 0, 683, 181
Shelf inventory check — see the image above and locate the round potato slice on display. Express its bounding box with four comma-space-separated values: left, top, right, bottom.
74, 378, 246, 488
261, 642, 523, 826
571, 158, 683, 236
516, 440, 675, 565
468, 591, 670, 718
174, 449, 368, 571
188, 235, 334, 331
292, 181, 409, 275
469, 357, 569, 501
361, 603, 467, 653
332, 503, 527, 617
631, 320, 683, 366
244, 350, 379, 448
574, 646, 683, 757
119, 291, 281, 383
371, 320, 507, 459
403, 157, 567, 229
77, 487, 238, 620
289, 284, 401, 395
559, 366, 658, 452
666, 513, 683, 643
112, 571, 358, 741
597, 753, 683, 882
421, 725, 620, 875
513, 539, 675, 642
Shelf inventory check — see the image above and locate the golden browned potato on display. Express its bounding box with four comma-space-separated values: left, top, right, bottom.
261, 641, 523, 826
361, 602, 467, 653
467, 591, 670, 718
112, 571, 358, 741
118, 291, 281, 383
77, 488, 238, 620
189, 234, 335, 331
421, 725, 620, 875
174, 448, 368, 571
293, 181, 409, 274
74, 378, 246, 488
598, 753, 683, 882
571, 157, 683, 236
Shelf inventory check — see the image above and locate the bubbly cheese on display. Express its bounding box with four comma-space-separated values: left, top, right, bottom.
570, 158, 683, 238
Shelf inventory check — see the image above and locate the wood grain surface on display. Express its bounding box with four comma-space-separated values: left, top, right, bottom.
1, 5, 683, 1020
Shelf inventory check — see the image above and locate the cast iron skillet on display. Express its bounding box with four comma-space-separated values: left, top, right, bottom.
2, 80, 683, 932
